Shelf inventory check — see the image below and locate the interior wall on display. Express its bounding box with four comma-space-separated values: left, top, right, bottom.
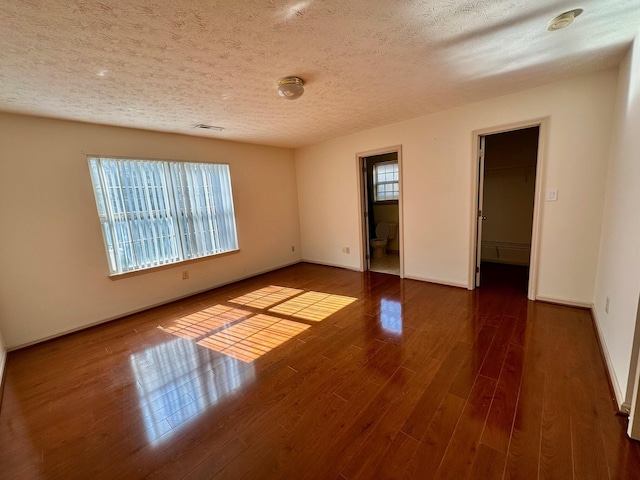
593, 32, 640, 406
0, 113, 301, 349
296, 68, 617, 300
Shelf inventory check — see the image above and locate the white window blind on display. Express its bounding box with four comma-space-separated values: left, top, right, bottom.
373, 161, 399, 202
88, 157, 239, 275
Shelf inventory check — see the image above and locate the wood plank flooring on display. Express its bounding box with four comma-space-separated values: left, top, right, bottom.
1, 262, 640, 479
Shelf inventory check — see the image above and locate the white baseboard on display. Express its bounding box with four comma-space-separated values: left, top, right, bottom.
8, 260, 304, 352
535, 295, 592, 309
403, 273, 468, 289
591, 306, 627, 411
300, 258, 362, 272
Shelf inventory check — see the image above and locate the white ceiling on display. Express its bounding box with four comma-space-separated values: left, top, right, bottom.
1, 1, 639, 148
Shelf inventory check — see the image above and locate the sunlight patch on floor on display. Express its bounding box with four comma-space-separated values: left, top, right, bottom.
269, 291, 357, 322
158, 286, 357, 363
197, 314, 310, 362
158, 305, 252, 340
228, 285, 303, 309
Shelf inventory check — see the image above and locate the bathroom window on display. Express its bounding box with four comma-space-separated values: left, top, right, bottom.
373, 161, 399, 202
88, 157, 239, 276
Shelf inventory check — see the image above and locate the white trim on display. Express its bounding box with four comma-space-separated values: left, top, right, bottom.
300, 258, 362, 272
403, 274, 468, 289
591, 306, 626, 411
468, 118, 549, 300
535, 295, 592, 309
7, 260, 303, 352
356, 153, 368, 273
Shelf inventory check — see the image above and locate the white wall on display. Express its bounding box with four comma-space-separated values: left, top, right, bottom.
296, 69, 617, 300
593, 32, 640, 406
0, 113, 301, 349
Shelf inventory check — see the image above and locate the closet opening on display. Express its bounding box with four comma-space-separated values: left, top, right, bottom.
475, 126, 540, 295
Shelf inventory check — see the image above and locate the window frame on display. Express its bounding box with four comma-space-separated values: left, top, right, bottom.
372, 160, 399, 204
87, 155, 240, 277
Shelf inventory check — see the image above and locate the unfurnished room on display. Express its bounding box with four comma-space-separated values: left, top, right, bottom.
1, 1, 640, 479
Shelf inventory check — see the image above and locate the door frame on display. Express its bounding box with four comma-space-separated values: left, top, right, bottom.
468, 118, 549, 300
356, 145, 404, 278
628, 295, 640, 438
475, 135, 486, 287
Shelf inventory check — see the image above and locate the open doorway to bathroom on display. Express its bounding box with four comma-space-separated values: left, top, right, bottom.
359, 148, 402, 276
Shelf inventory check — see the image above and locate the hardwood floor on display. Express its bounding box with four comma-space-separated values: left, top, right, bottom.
1, 262, 640, 479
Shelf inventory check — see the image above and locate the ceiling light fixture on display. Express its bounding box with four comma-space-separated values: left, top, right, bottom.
547, 9, 583, 31
278, 76, 305, 100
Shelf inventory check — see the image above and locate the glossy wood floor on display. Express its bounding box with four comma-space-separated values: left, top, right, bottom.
2, 262, 640, 479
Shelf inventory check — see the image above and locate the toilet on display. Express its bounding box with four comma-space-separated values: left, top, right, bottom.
370, 222, 398, 259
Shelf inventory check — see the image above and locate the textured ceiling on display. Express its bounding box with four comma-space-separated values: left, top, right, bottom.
1, 1, 639, 148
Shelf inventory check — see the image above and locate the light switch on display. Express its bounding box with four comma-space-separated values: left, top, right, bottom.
547, 188, 558, 201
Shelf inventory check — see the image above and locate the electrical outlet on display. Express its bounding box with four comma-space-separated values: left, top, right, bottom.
547, 188, 558, 202
342, 247, 350, 254
182, 270, 189, 280
605, 296, 610, 314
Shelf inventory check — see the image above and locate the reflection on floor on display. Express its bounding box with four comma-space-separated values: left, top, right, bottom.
370, 251, 400, 275
158, 285, 357, 363
130, 338, 255, 444
379, 299, 402, 334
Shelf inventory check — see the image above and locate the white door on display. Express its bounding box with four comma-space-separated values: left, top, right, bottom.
475, 136, 486, 287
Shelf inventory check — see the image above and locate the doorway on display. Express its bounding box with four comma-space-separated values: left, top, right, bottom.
474, 125, 541, 295
358, 148, 403, 276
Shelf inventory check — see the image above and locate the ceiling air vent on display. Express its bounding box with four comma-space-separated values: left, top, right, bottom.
193, 123, 225, 131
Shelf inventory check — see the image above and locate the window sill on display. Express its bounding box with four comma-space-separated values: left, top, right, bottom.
108, 248, 241, 280
373, 200, 399, 206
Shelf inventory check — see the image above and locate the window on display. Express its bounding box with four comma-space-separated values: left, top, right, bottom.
373, 161, 399, 202
88, 157, 239, 275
